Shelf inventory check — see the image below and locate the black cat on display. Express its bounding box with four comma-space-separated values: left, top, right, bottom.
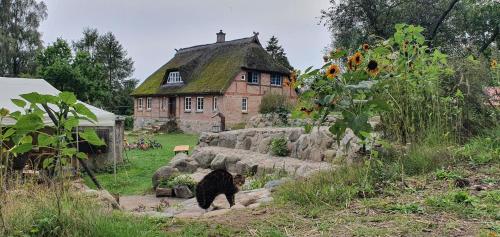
195, 169, 245, 210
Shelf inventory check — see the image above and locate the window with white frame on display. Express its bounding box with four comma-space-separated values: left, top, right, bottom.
247, 71, 260, 84
166, 71, 183, 84
138, 98, 143, 110
213, 97, 218, 111
270, 74, 282, 86
196, 97, 204, 112
241, 74, 246, 80
146, 97, 152, 110
241, 97, 248, 112
184, 97, 192, 112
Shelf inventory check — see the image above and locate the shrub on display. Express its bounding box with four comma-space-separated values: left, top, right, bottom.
270, 137, 289, 156
259, 93, 291, 114
159, 174, 197, 191
124, 116, 134, 130
455, 126, 500, 165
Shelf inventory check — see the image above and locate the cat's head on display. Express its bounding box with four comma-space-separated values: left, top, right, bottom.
233, 174, 245, 188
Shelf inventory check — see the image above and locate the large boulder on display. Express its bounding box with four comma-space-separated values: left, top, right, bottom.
170, 153, 198, 173
192, 149, 217, 168
174, 185, 194, 198
152, 166, 178, 189
210, 154, 227, 170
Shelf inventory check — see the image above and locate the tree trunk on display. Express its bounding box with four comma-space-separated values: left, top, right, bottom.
429, 0, 460, 46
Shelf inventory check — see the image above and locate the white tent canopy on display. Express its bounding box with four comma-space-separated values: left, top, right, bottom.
0, 77, 116, 127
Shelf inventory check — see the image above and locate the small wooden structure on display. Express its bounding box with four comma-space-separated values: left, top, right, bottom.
173, 145, 190, 155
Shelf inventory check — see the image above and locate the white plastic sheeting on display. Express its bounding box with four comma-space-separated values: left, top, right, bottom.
0, 77, 116, 127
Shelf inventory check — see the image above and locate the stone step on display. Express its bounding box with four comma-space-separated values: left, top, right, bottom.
191, 146, 333, 178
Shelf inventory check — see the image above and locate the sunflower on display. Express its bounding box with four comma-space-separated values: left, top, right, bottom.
326, 64, 340, 79
491, 59, 497, 69
362, 44, 369, 51
367, 60, 379, 76
353, 51, 363, 65
347, 57, 354, 71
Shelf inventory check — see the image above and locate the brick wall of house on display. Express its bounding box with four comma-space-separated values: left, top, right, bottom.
133, 70, 297, 133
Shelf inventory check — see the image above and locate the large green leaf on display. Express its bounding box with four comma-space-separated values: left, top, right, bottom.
0, 128, 15, 140
11, 99, 26, 108
73, 103, 97, 122
76, 152, 87, 160
20, 92, 43, 103
37, 133, 55, 147
64, 117, 80, 131
11, 143, 33, 154
14, 114, 44, 132
59, 92, 77, 105
79, 128, 105, 146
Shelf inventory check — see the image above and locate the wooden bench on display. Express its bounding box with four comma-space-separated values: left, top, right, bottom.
173, 145, 190, 155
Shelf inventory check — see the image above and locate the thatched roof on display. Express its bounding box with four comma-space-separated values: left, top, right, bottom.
131, 34, 291, 96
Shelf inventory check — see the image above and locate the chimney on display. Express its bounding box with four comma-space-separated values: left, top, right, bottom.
216, 30, 226, 43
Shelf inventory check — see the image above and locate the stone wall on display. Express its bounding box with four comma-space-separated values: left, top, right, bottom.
198, 127, 362, 162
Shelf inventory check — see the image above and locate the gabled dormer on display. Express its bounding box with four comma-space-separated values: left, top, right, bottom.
161, 70, 184, 87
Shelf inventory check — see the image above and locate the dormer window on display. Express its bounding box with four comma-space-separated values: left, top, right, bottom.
167, 71, 183, 84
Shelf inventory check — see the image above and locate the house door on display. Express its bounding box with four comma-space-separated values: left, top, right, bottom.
168, 97, 176, 117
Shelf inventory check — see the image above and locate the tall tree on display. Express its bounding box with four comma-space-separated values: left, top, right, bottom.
73, 28, 99, 57
320, 0, 499, 55
0, 0, 47, 76
36, 38, 77, 92
94, 32, 134, 92
265, 36, 293, 70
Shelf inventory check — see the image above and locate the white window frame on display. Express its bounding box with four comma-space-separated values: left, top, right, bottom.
241, 97, 248, 113
196, 97, 204, 112
146, 97, 152, 110
248, 71, 259, 84
241, 74, 246, 81
184, 97, 192, 112
166, 71, 183, 84
270, 74, 282, 86
212, 97, 218, 111
137, 98, 143, 110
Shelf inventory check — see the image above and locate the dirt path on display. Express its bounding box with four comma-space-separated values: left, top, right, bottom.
120, 195, 185, 211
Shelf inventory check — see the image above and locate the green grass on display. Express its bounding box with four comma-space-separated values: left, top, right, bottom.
84, 133, 198, 195
4, 186, 168, 237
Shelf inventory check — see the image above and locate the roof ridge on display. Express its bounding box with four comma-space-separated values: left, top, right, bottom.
177, 35, 259, 54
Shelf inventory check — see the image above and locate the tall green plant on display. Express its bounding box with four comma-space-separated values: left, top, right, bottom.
7, 91, 105, 225
296, 24, 461, 145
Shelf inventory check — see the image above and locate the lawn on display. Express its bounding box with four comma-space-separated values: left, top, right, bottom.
84, 132, 199, 195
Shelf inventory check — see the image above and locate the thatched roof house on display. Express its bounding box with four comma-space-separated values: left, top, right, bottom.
132, 31, 297, 133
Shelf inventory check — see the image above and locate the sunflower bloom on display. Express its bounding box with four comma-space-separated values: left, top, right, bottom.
326, 64, 340, 79
347, 57, 354, 71
362, 44, 369, 51
353, 51, 363, 65
367, 60, 379, 76
491, 59, 497, 69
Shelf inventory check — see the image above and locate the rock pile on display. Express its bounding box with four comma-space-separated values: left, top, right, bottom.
198, 127, 363, 162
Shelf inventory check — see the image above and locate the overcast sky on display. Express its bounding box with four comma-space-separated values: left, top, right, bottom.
39, 0, 331, 83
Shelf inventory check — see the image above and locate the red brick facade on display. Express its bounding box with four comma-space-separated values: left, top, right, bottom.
133, 70, 297, 133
